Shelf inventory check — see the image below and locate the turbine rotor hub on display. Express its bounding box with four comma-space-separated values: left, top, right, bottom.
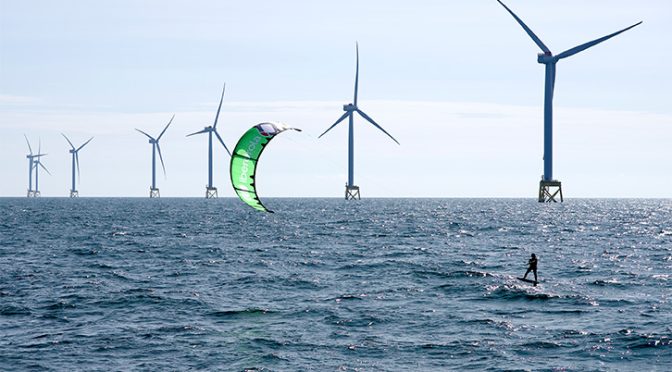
343, 103, 356, 112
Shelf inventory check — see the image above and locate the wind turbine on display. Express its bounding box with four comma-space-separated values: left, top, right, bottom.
187, 83, 231, 198
136, 115, 174, 198
32, 140, 50, 197
496, 0, 641, 202
62, 134, 93, 197
319, 43, 399, 200
24, 135, 39, 197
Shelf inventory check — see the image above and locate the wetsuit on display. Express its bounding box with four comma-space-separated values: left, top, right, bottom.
524, 256, 538, 282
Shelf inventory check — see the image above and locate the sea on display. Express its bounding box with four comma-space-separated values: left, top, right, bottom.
0, 198, 670, 371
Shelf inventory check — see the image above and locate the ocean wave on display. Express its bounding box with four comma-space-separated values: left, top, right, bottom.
460, 318, 516, 331
560, 329, 591, 337
414, 269, 493, 280
657, 229, 672, 237
0, 304, 31, 316
599, 330, 672, 350
71, 247, 99, 256
208, 308, 272, 318
520, 340, 565, 349
328, 294, 366, 302
482, 284, 584, 302
149, 324, 208, 334
544, 308, 593, 315
17, 338, 74, 349
41, 301, 77, 311
590, 278, 630, 288
335, 259, 424, 272
323, 313, 383, 327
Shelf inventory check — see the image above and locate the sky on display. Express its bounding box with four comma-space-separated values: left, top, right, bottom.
1, 0, 671, 198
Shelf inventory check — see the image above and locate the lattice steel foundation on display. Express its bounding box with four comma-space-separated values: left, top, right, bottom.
206, 187, 218, 199
345, 184, 360, 200
538, 180, 563, 203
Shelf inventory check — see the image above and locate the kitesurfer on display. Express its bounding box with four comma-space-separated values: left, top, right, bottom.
523, 253, 538, 283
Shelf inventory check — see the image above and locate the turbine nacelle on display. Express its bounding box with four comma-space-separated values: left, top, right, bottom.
343, 103, 357, 112
537, 52, 555, 64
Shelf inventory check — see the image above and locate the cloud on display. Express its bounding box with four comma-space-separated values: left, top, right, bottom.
0, 95, 40, 105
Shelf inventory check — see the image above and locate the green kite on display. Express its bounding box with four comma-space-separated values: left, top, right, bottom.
230, 122, 301, 213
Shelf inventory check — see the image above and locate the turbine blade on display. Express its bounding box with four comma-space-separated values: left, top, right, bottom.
136, 128, 154, 140
76, 152, 81, 183
24, 134, 33, 155
213, 83, 226, 129
214, 130, 231, 156
186, 128, 208, 137
356, 108, 400, 145
555, 21, 642, 60
496, 0, 551, 54
157, 114, 175, 141
38, 139, 41, 156
61, 133, 75, 150
76, 137, 94, 152
318, 112, 350, 138
38, 161, 51, 176
354, 42, 359, 106
156, 143, 167, 177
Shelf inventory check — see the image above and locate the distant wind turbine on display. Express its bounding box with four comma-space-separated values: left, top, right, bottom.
496, 0, 641, 202
318, 43, 399, 200
62, 134, 94, 197
136, 115, 174, 198
32, 140, 50, 197
24, 135, 38, 197
187, 83, 231, 198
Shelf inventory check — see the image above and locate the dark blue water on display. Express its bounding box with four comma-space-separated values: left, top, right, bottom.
1, 198, 670, 371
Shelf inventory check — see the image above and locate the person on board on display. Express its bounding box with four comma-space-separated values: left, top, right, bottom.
523, 253, 538, 283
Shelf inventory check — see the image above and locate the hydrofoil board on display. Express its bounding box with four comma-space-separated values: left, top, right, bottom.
517, 277, 538, 286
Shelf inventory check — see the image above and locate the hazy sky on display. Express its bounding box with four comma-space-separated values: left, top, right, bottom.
1, 0, 671, 197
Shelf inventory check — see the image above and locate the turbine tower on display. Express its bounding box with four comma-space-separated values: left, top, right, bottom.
318, 43, 399, 200
62, 134, 93, 197
496, 0, 641, 202
32, 140, 50, 197
136, 115, 174, 198
187, 83, 231, 198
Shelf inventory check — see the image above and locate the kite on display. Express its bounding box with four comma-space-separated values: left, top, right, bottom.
230, 122, 301, 212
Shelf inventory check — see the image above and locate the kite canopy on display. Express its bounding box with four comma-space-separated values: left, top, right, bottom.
230, 122, 301, 213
